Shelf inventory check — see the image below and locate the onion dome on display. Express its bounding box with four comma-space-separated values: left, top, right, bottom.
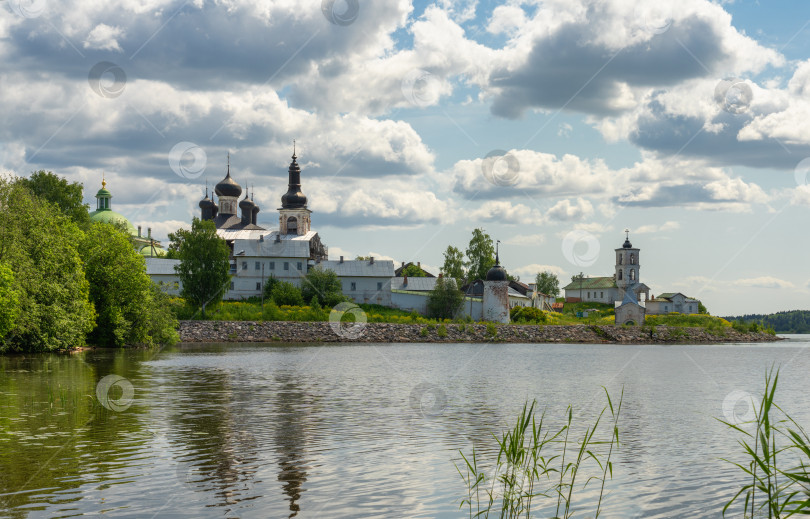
485, 252, 508, 281
239, 190, 255, 213
199, 189, 214, 210
251, 192, 260, 225
215, 157, 242, 198
281, 147, 307, 209
622, 230, 633, 248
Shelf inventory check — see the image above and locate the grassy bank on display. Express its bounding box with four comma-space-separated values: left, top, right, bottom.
168, 297, 755, 334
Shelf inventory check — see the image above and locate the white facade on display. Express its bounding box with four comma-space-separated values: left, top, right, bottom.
144, 258, 182, 296
483, 280, 510, 323
314, 259, 395, 306
646, 293, 701, 315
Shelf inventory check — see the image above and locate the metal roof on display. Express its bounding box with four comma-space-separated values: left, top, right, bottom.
313, 259, 395, 277
145, 258, 180, 275
562, 276, 617, 290
232, 233, 317, 258
655, 292, 697, 302
390, 277, 439, 291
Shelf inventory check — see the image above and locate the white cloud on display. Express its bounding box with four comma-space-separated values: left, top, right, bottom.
83, 24, 124, 51
513, 263, 567, 279
634, 221, 681, 234
733, 277, 795, 289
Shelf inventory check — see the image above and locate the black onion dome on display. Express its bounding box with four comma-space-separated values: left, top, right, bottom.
486, 253, 508, 281
622, 237, 633, 249
281, 151, 307, 209
199, 193, 214, 209
239, 192, 255, 212
215, 170, 242, 198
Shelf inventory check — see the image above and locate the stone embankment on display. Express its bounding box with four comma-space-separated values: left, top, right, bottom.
179, 320, 781, 344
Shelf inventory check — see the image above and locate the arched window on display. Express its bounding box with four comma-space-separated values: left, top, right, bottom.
618, 253, 623, 265
630, 253, 636, 265
287, 216, 298, 234
630, 269, 636, 281
618, 270, 623, 280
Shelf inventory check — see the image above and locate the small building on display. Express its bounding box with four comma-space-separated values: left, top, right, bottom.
646, 292, 701, 315
145, 258, 181, 295
313, 258, 395, 306
390, 276, 439, 314
615, 285, 646, 326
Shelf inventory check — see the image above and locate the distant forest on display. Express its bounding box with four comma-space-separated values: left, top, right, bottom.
722, 310, 810, 334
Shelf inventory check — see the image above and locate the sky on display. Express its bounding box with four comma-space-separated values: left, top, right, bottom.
1, 0, 809, 316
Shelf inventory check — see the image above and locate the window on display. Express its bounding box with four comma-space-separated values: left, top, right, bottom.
269, 261, 275, 270
241, 261, 247, 271
351, 282, 356, 291
630, 253, 635, 265
256, 282, 261, 290
287, 216, 298, 234
284, 262, 289, 271
600, 291, 603, 298
618, 254, 623, 265
229, 282, 234, 290
587, 291, 590, 298
377, 282, 383, 291
255, 261, 261, 270
630, 269, 636, 281
618, 270, 623, 280
665, 305, 669, 312
297, 261, 302, 271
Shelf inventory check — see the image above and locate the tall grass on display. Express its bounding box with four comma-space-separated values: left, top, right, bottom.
720, 367, 810, 517
456, 387, 623, 518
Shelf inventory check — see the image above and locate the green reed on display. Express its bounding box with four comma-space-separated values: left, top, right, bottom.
720, 367, 810, 518
456, 387, 623, 518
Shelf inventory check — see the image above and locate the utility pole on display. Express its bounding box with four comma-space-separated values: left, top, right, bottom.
261, 262, 265, 311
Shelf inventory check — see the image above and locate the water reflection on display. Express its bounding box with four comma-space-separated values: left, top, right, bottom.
0, 340, 809, 518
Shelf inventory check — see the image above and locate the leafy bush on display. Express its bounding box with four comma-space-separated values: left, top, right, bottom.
510, 306, 547, 323
270, 281, 304, 306
301, 267, 346, 307
486, 323, 497, 338
437, 324, 448, 337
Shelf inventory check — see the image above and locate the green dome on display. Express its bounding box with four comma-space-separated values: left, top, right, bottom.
96, 187, 112, 198
139, 245, 167, 257
89, 209, 137, 236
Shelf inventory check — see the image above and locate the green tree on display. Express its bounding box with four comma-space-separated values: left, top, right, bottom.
0, 179, 95, 351
534, 271, 560, 297
466, 228, 496, 281
355, 255, 371, 260
440, 245, 466, 283
262, 274, 280, 301
301, 267, 345, 307
18, 170, 90, 226
81, 222, 177, 346
0, 263, 19, 339
170, 218, 231, 318
271, 281, 304, 306
401, 263, 427, 277
698, 302, 708, 315
427, 277, 464, 319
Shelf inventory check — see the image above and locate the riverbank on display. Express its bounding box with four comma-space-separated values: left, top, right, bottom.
178, 320, 781, 344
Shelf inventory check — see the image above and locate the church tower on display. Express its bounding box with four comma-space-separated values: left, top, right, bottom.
615, 229, 640, 300
279, 144, 311, 235
214, 153, 242, 216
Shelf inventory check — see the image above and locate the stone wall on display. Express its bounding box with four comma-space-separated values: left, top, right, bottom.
179, 320, 781, 344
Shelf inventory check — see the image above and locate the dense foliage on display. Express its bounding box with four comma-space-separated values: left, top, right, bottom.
534, 270, 560, 297
440, 245, 466, 284
465, 228, 496, 282
723, 310, 810, 333
300, 267, 346, 307
271, 281, 305, 306
170, 218, 231, 318
400, 263, 427, 277
81, 222, 178, 347
426, 277, 464, 319
0, 175, 178, 351
510, 305, 547, 323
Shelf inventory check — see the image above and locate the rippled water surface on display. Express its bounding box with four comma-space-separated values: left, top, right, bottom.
1, 337, 810, 518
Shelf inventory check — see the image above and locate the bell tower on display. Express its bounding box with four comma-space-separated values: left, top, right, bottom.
278, 142, 312, 236
615, 229, 640, 300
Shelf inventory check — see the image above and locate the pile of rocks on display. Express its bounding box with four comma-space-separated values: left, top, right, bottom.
178, 321, 780, 344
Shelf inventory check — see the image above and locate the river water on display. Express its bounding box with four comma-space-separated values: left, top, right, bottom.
1, 337, 809, 518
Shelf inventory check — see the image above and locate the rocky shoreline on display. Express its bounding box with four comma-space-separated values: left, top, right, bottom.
179, 320, 781, 344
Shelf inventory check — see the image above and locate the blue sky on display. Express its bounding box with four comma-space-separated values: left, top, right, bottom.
1, 0, 809, 315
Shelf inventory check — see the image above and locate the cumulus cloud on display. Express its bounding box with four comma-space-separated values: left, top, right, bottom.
634, 221, 680, 234
513, 263, 567, 279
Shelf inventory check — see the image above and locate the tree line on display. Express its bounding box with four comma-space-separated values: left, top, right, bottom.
0, 172, 178, 352
722, 310, 810, 334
